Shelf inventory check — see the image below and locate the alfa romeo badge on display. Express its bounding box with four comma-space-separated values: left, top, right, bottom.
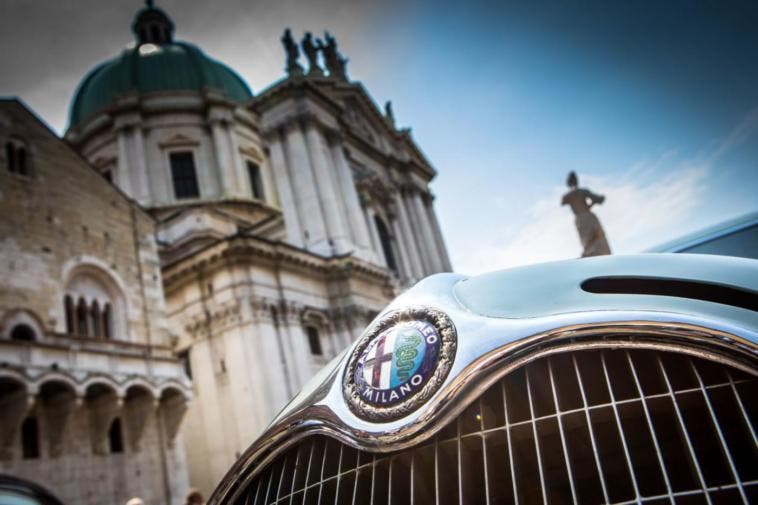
343, 306, 457, 421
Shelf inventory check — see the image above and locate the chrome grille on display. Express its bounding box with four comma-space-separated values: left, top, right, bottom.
237, 349, 757, 504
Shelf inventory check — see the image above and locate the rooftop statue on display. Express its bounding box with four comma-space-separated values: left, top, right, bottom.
323, 31, 348, 80
281, 28, 303, 76
301, 32, 323, 76
561, 171, 611, 257
384, 100, 395, 126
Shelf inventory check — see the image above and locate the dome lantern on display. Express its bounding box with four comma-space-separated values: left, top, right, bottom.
132, 0, 174, 45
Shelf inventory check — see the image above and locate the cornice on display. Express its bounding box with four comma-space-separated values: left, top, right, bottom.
161, 234, 394, 295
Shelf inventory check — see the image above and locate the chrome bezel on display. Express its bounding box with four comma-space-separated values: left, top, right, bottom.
209, 321, 757, 505
342, 306, 457, 421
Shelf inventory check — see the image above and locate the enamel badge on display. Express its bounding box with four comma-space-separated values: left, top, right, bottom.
343, 306, 457, 422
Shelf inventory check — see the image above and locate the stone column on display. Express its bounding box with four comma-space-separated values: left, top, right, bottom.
390, 212, 413, 282
394, 191, 424, 280
211, 120, 237, 197
116, 129, 133, 196
236, 298, 293, 428
226, 124, 249, 198
329, 141, 374, 257
304, 123, 351, 254
412, 190, 443, 273
364, 206, 384, 266
400, 190, 430, 276
267, 135, 303, 246
425, 196, 452, 271
285, 123, 328, 253
283, 302, 314, 390
132, 127, 151, 204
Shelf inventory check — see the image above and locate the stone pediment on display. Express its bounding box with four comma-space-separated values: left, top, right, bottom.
158, 133, 200, 148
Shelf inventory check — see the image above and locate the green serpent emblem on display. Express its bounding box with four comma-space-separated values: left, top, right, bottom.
394, 328, 422, 381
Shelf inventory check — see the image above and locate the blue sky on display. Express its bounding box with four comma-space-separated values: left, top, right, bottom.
361, 0, 758, 273
2, 0, 756, 275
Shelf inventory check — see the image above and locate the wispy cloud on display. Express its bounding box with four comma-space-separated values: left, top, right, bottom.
453, 107, 758, 276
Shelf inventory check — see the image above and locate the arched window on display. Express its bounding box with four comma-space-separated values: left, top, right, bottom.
64, 265, 125, 340
76, 298, 88, 336
65, 295, 75, 334
108, 417, 124, 453
5, 139, 29, 176
21, 417, 40, 459
306, 326, 323, 356
5, 142, 15, 173
10, 324, 35, 341
90, 301, 101, 338
374, 215, 398, 274
102, 303, 112, 339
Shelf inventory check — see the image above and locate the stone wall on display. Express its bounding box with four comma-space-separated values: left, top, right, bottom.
0, 99, 191, 504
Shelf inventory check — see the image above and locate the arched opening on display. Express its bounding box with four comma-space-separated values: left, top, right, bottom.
374, 215, 398, 274
21, 416, 40, 459
76, 298, 88, 336
306, 326, 322, 356
108, 417, 124, 454
102, 303, 112, 339
64, 264, 125, 340
5, 139, 29, 176
64, 295, 75, 334
5, 141, 15, 173
10, 324, 35, 341
90, 301, 101, 338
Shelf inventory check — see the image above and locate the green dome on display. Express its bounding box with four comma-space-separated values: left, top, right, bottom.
68, 41, 253, 128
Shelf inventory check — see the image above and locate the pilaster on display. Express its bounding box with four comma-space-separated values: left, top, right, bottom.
304, 122, 351, 254
267, 134, 304, 246
284, 122, 329, 253
396, 190, 426, 278
329, 139, 375, 260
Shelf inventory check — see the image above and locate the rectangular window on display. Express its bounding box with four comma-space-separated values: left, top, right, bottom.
178, 349, 192, 379
306, 326, 323, 356
247, 160, 265, 201
170, 151, 200, 199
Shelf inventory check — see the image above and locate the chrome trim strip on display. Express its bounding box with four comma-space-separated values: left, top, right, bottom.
210, 322, 757, 504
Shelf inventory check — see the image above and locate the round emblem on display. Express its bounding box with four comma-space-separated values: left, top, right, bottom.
343, 306, 457, 422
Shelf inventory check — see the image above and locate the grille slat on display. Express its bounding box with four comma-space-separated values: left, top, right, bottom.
690, 358, 748, 502
547, 359, 579, 504
237, 349, 756, 505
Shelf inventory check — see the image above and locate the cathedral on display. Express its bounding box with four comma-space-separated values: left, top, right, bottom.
0, 2, 450, 503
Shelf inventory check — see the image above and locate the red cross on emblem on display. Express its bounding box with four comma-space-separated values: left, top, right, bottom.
362, 333, 395, 388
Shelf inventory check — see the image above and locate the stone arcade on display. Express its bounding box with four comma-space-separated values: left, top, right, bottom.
0, 2, 450, 501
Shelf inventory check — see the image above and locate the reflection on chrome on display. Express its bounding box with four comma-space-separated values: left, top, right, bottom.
210, 255, 757, 505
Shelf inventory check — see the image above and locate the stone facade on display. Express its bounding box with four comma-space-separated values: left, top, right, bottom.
0, 100, 192, 503
1, 3, 452, 500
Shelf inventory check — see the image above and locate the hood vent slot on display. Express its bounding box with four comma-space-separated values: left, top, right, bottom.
581, 276, 757, 312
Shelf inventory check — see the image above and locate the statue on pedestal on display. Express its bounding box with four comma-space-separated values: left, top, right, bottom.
301, 32, 324, 76
561, 171, 611, 257
323, 31, 348, 80
384, 101, 395, 126
281, 28, 303, 76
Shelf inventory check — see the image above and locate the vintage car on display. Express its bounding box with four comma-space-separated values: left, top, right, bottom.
649, 211, 758, 260
0, 474, 64, 505
210, 254, 757, 505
